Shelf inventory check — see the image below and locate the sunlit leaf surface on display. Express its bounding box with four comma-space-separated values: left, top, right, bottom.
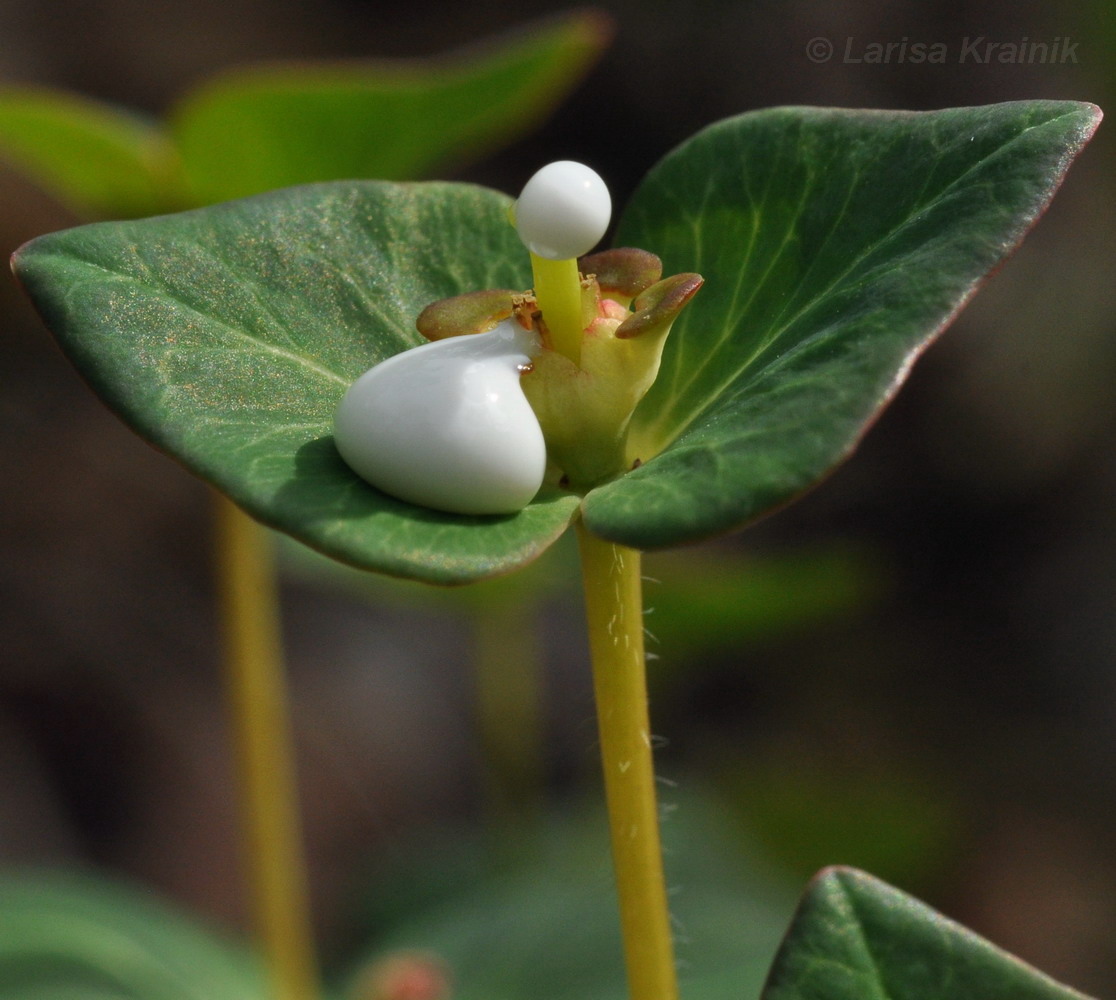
13, 181, 578, 584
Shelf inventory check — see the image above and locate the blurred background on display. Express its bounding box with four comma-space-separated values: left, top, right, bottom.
1, 0, 1114, 996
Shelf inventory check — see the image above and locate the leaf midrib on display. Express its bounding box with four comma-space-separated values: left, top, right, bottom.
639, 109, 1076, 453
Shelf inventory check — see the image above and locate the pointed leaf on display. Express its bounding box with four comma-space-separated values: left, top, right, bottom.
170, 12, 611, 205
0, 87, 182, 218
582, 101, 1101, 548
13, 180, 580, 584
764, 867, 1095, 1000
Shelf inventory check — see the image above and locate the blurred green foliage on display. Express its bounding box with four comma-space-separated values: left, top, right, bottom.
344, 791, 798, 1000
721, 759, 960, 894
0, 11, 609, 217
0, 871, 279, 1000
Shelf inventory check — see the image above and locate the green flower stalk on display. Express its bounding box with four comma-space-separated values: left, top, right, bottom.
331, 161, 702, 1000
522, 255, 703, 488
509, 161, 696, 1000
515, 160, 611, 366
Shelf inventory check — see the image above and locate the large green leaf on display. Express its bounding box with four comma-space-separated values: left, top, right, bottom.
0, 87, 181, 218
0, 870, 268, 999
13, 102, 1100, 582
581, 101, 1102, 548
12, 180, 578, 584
170, 12, 610, 205
762, 867, 1095, 1000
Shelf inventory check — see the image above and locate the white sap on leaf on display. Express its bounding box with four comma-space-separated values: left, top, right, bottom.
335, 159, 614, 514
333, 320, 545, 515
515, 160, 611, 259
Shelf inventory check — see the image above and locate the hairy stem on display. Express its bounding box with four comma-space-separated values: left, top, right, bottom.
530, 252, 583, 365
576, 522, 678, 1000
214, 496, 319, 1000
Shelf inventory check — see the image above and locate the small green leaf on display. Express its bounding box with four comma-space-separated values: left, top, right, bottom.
763, 867, 1096, 1000
0, 87, 182, 218
170, 11, 611, 205
582, 101, 1101, 548
0, 870, 268, 999
13, 180, 578, 584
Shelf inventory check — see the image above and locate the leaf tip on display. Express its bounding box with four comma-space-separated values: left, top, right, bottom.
565, 6, 617, 51
803, 863, 870, 899
1078, 101, 1104, 142
1078, 100, 1104, 124
9, 237, 35, 283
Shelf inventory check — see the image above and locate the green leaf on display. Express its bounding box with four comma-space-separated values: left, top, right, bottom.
763, 867, 1096, 1000
0, 870, 267, 999
170, 12, 610, 205
15, 102, 1100, 581
581, 101, 1102, 549
12, 180, 578, 584
0, 87, 182, 218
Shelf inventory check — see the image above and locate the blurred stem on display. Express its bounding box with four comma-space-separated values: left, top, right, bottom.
214, 495, 319, 1000
530, 252, 583, 365
576, 522, 677, 1000
473, 597, 545, 826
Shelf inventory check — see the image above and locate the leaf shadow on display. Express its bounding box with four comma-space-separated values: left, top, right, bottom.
267, 436, 582, 581
277, 433, 575, 531
276, 434, 526, 529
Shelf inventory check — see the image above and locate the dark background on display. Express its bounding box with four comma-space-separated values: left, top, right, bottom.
1, 0, 1114, 994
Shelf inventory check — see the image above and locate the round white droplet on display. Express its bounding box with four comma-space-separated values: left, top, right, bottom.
514, 160, 611, 260
334, 320, 546, 515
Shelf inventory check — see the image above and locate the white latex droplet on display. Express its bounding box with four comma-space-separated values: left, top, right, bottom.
514, 160, 611, 260
334, 320, 545, 515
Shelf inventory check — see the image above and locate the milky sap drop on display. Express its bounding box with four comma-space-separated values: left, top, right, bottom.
333, 320, 545, 515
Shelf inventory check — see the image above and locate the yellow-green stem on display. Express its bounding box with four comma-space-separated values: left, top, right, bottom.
214, 496, 319, 1000
576, 522, 678, 1000
530, 252, 583, 365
